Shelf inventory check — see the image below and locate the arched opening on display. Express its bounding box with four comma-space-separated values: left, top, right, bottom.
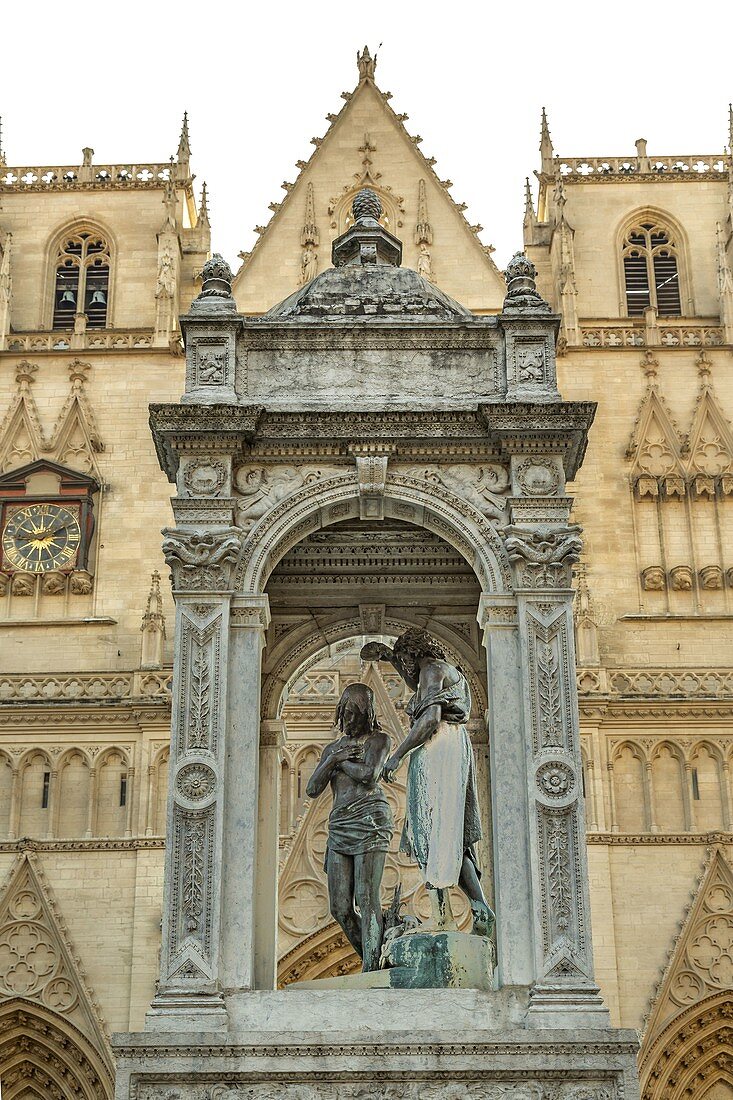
0, 751, 13, 837
263, 514, 493, 983
641, 993, 733, 1100
57, 750, 90, 838
0, 1000, 113, 1100
18, 751, 53, 838
94, 749, 128, 837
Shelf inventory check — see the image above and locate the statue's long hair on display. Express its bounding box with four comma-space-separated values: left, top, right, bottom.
335, 683, 380, 734
392, 628, 447, 669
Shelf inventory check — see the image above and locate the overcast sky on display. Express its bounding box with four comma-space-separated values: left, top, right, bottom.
2, 0, 731, 270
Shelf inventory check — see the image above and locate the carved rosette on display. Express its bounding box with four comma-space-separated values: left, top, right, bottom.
162, 526, 243, 591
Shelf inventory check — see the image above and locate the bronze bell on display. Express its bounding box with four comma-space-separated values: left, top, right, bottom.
89, 288, 106, 306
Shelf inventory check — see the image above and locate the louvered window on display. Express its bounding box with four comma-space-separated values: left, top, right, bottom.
622, 223, 682, 317
53, 231, 110, 329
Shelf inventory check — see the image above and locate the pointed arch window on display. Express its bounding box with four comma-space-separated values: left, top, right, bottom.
622, 222, 682, 317
52, 231, 110, 329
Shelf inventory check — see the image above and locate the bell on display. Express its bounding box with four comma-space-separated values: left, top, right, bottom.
60, 289, 76, 305
89, 288, 106, 306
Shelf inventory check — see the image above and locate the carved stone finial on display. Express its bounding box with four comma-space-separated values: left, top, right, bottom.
502, 252, 550, 313
357, 46, 377, 81
352, 187, 382, 223
0, 116, 5, 168
640, 349, 659, 381
191, 253, 235, 314
332, 188, 401, 268
540, 107, 554, 173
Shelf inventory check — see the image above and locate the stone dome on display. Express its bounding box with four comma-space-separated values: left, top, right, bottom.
262, 187, 473, 323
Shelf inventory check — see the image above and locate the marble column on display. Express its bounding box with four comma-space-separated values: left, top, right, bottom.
255, 717, 285, 990
502, 502, 608, 1025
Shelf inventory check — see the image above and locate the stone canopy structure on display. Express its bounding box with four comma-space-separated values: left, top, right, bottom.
113, 190, 639, 1097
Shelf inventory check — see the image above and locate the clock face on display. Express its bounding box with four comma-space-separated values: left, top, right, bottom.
2, 503, 82, 573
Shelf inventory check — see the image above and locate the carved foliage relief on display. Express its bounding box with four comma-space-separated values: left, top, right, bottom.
165, 607, 223, 976
136, 1082, 616, 1100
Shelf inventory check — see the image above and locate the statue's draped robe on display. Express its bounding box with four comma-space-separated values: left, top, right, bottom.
402, 670, 482, 889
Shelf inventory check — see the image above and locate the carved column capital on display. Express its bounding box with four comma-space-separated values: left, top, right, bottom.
161, 526, 243, 592
503, 523, 583, 590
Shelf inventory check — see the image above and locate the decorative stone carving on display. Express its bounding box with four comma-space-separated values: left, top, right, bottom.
504, 525, 583, 588
300, 244, 318, 286
134, 1081, 618, 1100
41, 570, 66, 595
641, 566, 666, 591
502, 252, 551, 314
515, 458, 561, 497
175, 762, 217, 804
190, 253, 235, 316
234, 464, 343, 532
0, 570, 9, 596
140, 569, 167, 670
161, 528, 243, 591
700, 565, 724, 590
669, 565, 693, 591
401, 463, 510, 521
69, 569, 93, 595
354, 453, 389, 519
184, 459, 227, 497
11, 571, 35, 596
536, 760, 576, 801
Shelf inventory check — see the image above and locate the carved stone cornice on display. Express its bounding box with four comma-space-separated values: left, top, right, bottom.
587, 831, 733, 845
0, 837, 166, 852
150, 401, 597, 482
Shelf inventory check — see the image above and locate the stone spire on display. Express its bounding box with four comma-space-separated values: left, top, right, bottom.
357, 45, 377, 82
300, 181, 318, 246
177, 111, 191, 162
523, 177, 537, 237
140, 569, 166, 670
331, 188, 402, 267
414, 179, 433, 245
540, 107, 554, 174
0, 116, 5, 168
198, 182, 211, 229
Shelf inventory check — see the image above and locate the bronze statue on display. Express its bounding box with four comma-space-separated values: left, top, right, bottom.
361, 628, 494, 937
306, 683, 393, 971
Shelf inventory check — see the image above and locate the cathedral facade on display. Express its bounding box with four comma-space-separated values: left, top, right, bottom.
1, 47, 732, 1100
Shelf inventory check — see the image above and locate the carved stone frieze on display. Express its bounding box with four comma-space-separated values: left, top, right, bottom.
234, 464, 344, 533
183, 459, 228, 498
162, 528, 243, 591
398, 462, 510, 521
513, 457, 562, 497
133, 1082, 617, 1100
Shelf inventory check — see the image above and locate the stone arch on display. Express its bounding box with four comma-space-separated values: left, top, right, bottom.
615, 205, 694, 317
151, 744, 170, 836
56, 748, 91, 839
0, 999, 113, 1099
640, 992, 733, 1100
94, 746, 130, 837
0, 749, 14, 837
611, 739, 649, 832
651, 740, 687, 832
17, 749, 53, 838
42, 215, 118, 332
237, 472, 512, 598
277, 923, 357, 988
262, 608, 488, 722
689, 741, 726, 831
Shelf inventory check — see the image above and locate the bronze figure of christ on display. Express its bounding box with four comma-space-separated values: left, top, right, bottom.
306, 683, 394, 972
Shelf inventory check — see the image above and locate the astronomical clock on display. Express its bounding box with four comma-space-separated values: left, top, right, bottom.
0, 460, 98, 586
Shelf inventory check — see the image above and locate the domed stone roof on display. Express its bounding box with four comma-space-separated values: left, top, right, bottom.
262, 188, 473, 323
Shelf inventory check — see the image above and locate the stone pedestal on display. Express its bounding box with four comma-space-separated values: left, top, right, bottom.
114, 1009, 639, 1099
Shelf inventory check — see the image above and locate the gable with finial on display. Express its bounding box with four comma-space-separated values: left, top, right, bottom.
626, 353, 686, 498
233, 48, 505, 314
0, 850, 114, 1084
684, 352, 733, 496
640, 847, 733, 1096
0, 359, 103, 477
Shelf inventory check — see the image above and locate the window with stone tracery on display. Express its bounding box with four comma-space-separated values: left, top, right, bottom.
622, 222, 682, 317
52, 231, 110, 329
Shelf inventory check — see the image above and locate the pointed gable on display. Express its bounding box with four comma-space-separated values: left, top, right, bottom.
234, 64, 505, 315
685, 357, 733, 479
0, 361, 44, 473
626, 355, 686, 494
642, 847, 733, 1056
0, 852, 114, 1080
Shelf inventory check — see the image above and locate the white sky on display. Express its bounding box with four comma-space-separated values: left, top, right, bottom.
2, 0, 731, 271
